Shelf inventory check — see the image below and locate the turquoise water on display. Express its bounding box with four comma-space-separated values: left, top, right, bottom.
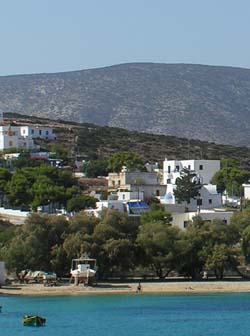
1, 293, 250, 336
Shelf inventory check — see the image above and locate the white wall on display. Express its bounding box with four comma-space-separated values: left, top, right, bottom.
0, 126, 20, 150
163, 159, 220, 184
20, 126, 56, 140
243, 184, 250, 200
160, 184, 221, 210
172, 210, 233, 230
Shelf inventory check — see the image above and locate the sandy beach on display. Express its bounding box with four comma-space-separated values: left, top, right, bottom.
2, 281, 250, 296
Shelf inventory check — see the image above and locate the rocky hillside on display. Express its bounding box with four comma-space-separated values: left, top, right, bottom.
1, 63, 250, 146
5, 113, 250, 169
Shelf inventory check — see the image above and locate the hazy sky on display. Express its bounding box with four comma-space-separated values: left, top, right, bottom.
1, 0, 250, 75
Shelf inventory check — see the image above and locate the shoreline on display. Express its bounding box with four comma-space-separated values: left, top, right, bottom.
2, 281, 250, 296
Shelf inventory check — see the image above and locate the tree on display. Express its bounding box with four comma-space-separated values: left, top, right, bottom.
140, 203, 172, 226
6, 171, 34, 208
49, 144, 69, 161
66, 194, 97, 213
91, 209, 139, 278
174, 168, 202, 204
137, 221, 183, 278
211, 166, 250, 197
83, 159, 109, 178
0, 168, 12, 205
240, 224, 250, 264
69, 211, 99, 235
103, 239, 136, 275
205, 244, 230, 279
108, 151, 145, 173
4, 213, 70, 275
177, 216, 238, 279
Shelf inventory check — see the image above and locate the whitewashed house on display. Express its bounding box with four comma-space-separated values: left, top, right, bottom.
0, 125, 56, 151
0, 126, 20, 150
20, 126, 56, 141
171, 209, 233, 230
163, 159, 220, 185
162, 159, 221, 211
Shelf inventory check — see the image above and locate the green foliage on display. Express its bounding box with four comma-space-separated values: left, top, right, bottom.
140, 204, 172, 226
83, 159, 109, 178
174, 168, 202, 204
137, 221, 183, 278
108, 151, 145, 173
0, 168, 12, 205
66, 194, 97, 213
205, 244, 231, 279
4, 213, 70, 274
211, 166, 250, 196
221, 158, 239, 169
177, 216, 238, 279
49, 144, 69, 161
5, 164, 77, 209
4, 204, 250, 280
1, 147, 19, 154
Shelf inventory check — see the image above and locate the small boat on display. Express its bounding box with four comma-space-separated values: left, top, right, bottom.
70, 254, 97, 285
23, 315, 46, 326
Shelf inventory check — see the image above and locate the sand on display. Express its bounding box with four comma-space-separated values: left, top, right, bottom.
1, 281, 250, 296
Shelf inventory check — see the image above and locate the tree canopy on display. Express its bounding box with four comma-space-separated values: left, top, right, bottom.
174, 168, 202, 204
108, 151, 145, 173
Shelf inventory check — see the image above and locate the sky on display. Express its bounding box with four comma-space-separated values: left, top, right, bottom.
1, 0, 250, 75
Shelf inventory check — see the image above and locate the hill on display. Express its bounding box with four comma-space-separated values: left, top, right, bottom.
5, 113, 250, 169
1, 63, 250, 147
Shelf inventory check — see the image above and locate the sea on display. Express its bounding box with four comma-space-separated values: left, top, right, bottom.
1, 293, 250, 336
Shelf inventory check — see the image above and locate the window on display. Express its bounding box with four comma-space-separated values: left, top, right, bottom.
167, 179, 171, 184
188, 165, 191, 170
31, 129, 34, 134
39, 130, 42, 135
197, 199, 202, 206
199, 165, 203, 170
176, 165, 179, 172
168, 166, 171, 173
112, 181, 115, 186
183, 221, 189, 228
156, 190, 160, 196
9, 140, 13, 147
46, 130, 49, 135
209, 199, 212, 204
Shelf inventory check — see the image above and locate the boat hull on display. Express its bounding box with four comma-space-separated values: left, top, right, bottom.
23, 315, 46, 326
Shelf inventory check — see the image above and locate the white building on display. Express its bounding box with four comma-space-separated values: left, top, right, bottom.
20, 126, 56, 140
85, 199, 149, 218
0, 125, 56, 151
162, 159, 221, 211
0, 126, 20, 150
171, 209, 234, 230
243, 184, 250, 200
163, 159, 220, 185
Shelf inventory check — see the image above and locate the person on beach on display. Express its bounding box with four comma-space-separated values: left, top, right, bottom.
137, 282, 142, 293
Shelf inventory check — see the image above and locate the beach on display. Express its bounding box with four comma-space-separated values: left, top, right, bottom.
2, 280, 250, 296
